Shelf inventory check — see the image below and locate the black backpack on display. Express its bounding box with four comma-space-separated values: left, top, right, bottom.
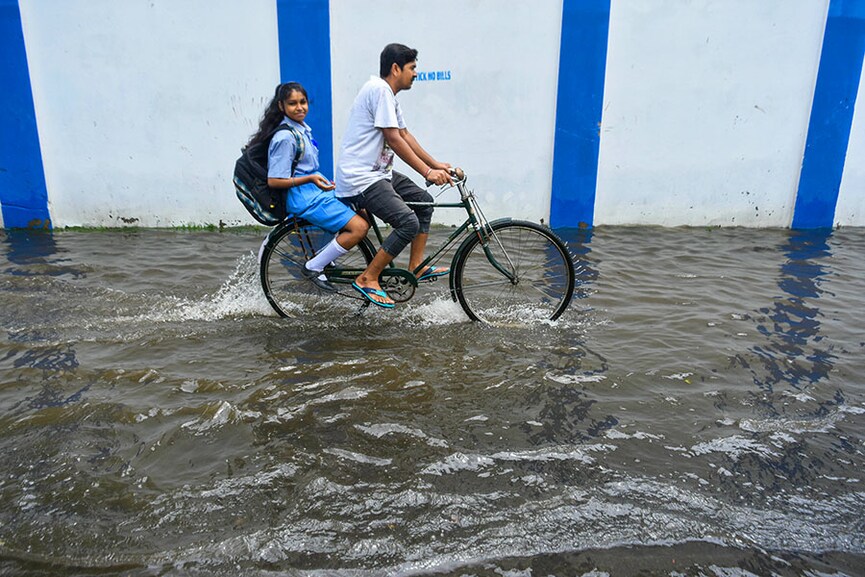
233, 124, 304, 226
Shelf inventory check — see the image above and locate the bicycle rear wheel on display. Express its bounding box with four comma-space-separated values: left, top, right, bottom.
260, 220, 374, 317
451, 220, 575, 323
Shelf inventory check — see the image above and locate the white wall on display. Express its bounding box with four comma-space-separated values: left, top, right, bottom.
330, 0, 564, 226
836, 53, 865, 227
19, 0, 279, 227
8, 0, 863, 229
595, 0, 828, 227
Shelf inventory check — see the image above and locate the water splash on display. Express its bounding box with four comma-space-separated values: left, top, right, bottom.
143, 252, 275, 322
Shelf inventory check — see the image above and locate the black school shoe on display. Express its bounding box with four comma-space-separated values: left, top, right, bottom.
301, 265, 336, 292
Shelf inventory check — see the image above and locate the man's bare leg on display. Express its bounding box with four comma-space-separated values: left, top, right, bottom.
408, 232, 429, 273
409, 232, 450, 278
355, 249, 395, 305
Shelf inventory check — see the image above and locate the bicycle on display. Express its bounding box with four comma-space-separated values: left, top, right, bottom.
259, 168, 576, 323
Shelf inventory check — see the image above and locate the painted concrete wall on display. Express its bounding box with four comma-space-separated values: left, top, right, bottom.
596, 0, 826, 227
13, 0, 280, 228
2, 0, 863, 230
835, 31, 865, 226
330, 0, 564, 227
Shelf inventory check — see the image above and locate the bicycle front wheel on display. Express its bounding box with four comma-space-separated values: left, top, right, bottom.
451, 220, 575, 323
260, 220, 374, 317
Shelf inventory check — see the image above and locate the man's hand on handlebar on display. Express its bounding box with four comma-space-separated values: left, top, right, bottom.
426, 168, 453, 187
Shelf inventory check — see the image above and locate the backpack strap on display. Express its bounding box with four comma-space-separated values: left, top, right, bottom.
269, 124, 306, 177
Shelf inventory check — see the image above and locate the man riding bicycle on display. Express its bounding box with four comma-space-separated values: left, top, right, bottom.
335, 43, 453, 308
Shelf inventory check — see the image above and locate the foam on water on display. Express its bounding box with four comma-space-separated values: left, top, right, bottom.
119, 250, 589, 329
393, 294, 471, 325
688, 435, 780, 461
152, 252, 276, 322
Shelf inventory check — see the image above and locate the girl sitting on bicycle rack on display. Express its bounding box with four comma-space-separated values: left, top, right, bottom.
250, 82, 369, 291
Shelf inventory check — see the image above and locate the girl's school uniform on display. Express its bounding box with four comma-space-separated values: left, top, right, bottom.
268, 117, 355, 233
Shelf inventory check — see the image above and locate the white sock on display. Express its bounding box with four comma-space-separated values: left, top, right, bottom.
305, 237, 349, 272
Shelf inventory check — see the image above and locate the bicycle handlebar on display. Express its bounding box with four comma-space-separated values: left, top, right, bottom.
425, 167, 465, 188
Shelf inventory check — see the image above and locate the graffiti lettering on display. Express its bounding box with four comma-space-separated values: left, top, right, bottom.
416, 70, 452, 82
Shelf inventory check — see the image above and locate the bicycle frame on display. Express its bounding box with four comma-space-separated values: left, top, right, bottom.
277, 171, 519, 298
363, 173, 519, 287
261, 169, 576, 320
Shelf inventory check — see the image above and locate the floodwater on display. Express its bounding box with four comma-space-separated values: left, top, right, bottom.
1, 225, 863, 577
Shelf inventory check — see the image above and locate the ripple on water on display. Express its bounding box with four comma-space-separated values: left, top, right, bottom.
2, 227, 865, 575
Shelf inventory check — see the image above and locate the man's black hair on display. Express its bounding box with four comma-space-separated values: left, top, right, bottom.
380, 43, 418, 78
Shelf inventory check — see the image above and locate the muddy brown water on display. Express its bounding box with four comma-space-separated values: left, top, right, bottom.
1, 226, 863, 576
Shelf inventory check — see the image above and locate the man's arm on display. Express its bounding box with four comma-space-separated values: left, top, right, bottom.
382, 127, 452, 185
401, 128, 450, 172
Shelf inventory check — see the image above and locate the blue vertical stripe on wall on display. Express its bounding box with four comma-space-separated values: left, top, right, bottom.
793, 0, 865, 229
549, 0, 611, 229
276, 0, 334, 178
0, 0, 50, 229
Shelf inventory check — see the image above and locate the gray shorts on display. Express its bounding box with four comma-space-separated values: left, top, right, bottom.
344, 172, 434, 257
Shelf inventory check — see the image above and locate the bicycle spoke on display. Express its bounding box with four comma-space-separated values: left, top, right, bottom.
260, 222, 375, 317
453, 221, 575, 323
259, 183, 576, 323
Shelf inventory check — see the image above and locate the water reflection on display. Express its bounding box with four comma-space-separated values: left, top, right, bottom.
749, 229, 836, 394
2, 230, 83, 413
525, 228, 611, 445
1, 227, 863, 575
2, 229, 58, 267
556, 227, 597, 300
733, 229, 855, 499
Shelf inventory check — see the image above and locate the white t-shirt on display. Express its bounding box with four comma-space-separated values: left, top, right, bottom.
335, 76, 406, 198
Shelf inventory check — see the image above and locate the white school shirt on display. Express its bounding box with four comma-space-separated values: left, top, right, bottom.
335, 76, 406, 198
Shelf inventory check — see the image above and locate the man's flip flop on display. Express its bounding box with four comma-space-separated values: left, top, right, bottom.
351, 282, 395, 308
417, 266, 450, 282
